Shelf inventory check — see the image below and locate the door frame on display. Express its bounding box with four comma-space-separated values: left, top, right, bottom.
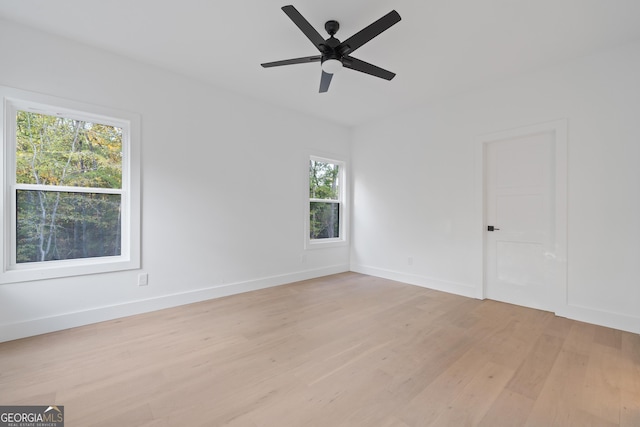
475, 120, 568, 314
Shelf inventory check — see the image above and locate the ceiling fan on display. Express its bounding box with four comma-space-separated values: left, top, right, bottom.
261, 5, 401, 93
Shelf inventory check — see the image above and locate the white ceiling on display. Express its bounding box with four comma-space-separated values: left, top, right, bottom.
1, 0, 640, 126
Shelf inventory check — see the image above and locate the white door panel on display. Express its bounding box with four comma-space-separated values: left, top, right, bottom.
485, 132, 554, 311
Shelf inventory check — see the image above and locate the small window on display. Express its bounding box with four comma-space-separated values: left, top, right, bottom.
308, 156, 346, 247
1, 87, 140, 283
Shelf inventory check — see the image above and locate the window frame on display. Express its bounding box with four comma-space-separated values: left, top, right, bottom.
0, 86, 141, 283
306, 154, 348, 249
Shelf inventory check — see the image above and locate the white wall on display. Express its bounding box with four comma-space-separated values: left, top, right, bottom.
0, 19, 350, 342
351, 40, 640, 333
2, 18, 638, 342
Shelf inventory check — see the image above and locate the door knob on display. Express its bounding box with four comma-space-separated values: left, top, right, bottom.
487, 225, 500, 231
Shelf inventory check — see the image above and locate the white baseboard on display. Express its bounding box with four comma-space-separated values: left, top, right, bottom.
353, 264, 640, 334
556, 304, 640, 334
6, 263, 636, 342
351, 263, 478, 299
0, 264, 349, 343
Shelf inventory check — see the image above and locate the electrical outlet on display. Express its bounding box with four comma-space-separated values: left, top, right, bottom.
138, 273, 148, 286
407, 257, 413, 266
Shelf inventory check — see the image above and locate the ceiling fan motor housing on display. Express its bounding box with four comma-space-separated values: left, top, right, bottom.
321, 34, 342, 66
260, 6, 401, 92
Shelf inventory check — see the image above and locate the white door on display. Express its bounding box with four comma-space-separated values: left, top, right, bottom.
485, 131, 555, 311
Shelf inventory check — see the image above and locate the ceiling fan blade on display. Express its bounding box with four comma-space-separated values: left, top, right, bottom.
337, 10, 401, 55
319, 71, 333, 93
261, 56, 321, 68
342, 56, 396, 80
281, 5, 326, 51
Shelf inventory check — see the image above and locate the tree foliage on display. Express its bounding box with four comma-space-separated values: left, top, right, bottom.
15, 111, 123, 263
309, 160, 340, 239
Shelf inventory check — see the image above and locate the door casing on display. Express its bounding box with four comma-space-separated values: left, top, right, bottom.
476, 120, 568, 314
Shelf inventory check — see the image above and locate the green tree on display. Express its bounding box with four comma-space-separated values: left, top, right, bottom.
15, 111, 123, 263
309, 160, 340, 239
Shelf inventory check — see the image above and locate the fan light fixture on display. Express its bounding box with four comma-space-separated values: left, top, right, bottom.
321, 58, 343, 74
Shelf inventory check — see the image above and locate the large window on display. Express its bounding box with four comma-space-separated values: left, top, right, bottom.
308, 156, 346, 246
1, 87, 140, 283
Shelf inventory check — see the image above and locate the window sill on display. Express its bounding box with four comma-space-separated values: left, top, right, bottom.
305, 238, 348, 250
0, 256, 139, 284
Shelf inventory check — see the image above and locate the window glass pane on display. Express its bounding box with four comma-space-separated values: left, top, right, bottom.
16, 190, 122, 263
309, 160, 340, 200
16, 111, 122, 189
310, 202, 339, 239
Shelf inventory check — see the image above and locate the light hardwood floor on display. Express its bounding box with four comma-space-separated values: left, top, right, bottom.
1, 272, 639, 426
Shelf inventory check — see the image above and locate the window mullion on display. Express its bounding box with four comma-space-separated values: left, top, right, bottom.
309, 198, 339, 203
14, 183, 124, 195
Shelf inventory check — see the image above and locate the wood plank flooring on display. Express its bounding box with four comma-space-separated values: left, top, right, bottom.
1, 272, 639, 426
